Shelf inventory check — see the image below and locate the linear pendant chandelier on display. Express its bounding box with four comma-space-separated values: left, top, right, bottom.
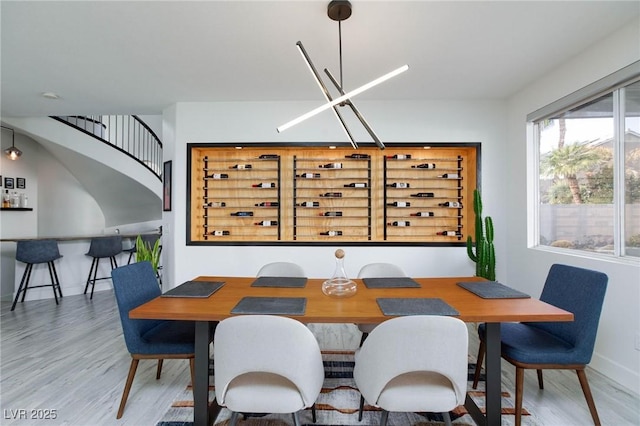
276, 1, 409, 149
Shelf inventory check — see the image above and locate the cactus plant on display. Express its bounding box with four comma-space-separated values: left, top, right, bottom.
466, 189, 496, 280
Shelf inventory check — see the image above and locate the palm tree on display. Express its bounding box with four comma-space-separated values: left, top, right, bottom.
540, 143, 601, 204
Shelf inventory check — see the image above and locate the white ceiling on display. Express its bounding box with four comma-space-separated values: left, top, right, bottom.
1, 1, 639, 117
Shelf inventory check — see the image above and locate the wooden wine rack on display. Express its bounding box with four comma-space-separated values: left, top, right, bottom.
188, 144, 479, 245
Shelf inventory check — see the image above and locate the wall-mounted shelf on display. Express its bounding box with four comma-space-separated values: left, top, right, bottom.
1, 208, 33, 211
187, 144, 479, 245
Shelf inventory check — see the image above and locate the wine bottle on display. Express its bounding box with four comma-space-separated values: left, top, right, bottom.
296, 201, 320, 207
437, 231, 462, 236
344, 183, 367, 188
410, 211, 435, 217
412, 163, 436, 169
319, 163, 342, 169
255, 220, 278, 226
345, 153, 370, 159
386, 154, 411, 160
320, 192, 342, 197
439, 173, 459, 179
388, 221, 411, 227
252, 182, 275, 188
296, 173, 321, 178
320, 211, 343, 217
387, 182, 410, 188
206, 173, 228, 179
255, 201, 279, 207
320, 230, 343, 236
230, 164, 252, 169
411, 192, 435, 198
258, 154, 279, 159
205, 201, 226, 207
387, 201, 410, 207
230, 211, 253, 216
209, 230, 230, 236
438, 201, 462, 208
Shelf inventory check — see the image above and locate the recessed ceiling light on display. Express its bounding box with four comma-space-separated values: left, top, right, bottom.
42, 92, 59, 99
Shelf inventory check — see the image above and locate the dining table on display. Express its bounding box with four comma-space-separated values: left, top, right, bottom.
129, 275, 573, 426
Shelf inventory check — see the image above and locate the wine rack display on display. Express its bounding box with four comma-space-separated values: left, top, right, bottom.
188, 145, 478, 245
198, 154, 281, 241
384, 155, 463, 242
293, 155, 372, 241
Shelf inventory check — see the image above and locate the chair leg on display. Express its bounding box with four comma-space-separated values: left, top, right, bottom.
127, 251, 134, 264
47, 262, 59, 305
292, 412, 301, 426
537, 369, 544, 389
358, 395, 365, 421
11, 264, 31, 311
514, 366, 525, 426
156, 359, 163, 380
84, 257, 97, 294
20, 264, 34, 303
576, 369, 601, 425
442, 411, 452, 426
117, 358, 140, 419
311, 402, 317, 423
189, 358, 195, 391
50, 261, 63, 298
90, 258, 101, 300
472, 338, 485, 389
229, 412, 239, 426
380, 410, 389, 426
359, 331, 369, 347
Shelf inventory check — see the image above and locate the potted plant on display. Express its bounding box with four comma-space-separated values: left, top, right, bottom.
134, 235, 161, 274
466, 189, 496, 280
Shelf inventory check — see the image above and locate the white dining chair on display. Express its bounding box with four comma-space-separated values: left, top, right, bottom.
214, 315, 324, 426
354, 315, 469, 426
256, 261, 306, 277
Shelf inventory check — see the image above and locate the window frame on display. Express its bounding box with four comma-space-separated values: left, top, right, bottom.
528, 61, 640, 262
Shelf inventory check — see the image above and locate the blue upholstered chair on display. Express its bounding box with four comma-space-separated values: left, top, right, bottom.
111, 262, 210, 419
84, 235, 123, 299
472, 264, 608, 426
11, 240, 63, 311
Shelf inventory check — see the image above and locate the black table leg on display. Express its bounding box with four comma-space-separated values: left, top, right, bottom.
194, 321, 221, 426
465, 322, 501, 426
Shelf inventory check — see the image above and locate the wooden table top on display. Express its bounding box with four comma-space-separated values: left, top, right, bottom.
130, 276, 573, 324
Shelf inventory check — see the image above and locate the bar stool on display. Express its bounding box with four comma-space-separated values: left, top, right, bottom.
124, 234, 161, 265
11, 239, 63, 311
84, 235, 123, 300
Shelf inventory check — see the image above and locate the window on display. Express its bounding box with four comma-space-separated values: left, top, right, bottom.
530, 64, 640, 259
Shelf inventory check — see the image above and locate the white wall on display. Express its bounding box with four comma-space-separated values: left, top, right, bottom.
505, 18, 640, 393
162, 99, 508, 290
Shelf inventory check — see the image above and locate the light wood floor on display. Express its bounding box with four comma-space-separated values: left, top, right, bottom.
1, 291, 639, 425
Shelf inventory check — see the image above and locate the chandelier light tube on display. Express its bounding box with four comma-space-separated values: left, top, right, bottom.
276, 64, 408, 134
295, 41, 358, 149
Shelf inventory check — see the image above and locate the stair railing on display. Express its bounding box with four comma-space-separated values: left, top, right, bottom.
51, 115, 163, 179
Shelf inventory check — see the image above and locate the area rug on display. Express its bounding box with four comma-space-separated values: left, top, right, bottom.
156, 351, 531, 426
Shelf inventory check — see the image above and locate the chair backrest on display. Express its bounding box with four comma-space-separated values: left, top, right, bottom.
256, 262, 306, 277
214, 315, 324, 409
530, 263, 608, 364
111, 261, 163, 354
16, 239, 62, 264
87, 235, 123, 258
353, 315, 468, 408
137, 234, 161, 250
357, 262, 406, 278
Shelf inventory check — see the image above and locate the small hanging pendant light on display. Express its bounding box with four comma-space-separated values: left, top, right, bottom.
2, 126, 22, 160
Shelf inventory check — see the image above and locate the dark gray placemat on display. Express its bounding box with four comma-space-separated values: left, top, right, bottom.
251, 276, 308, 288
231, 297, 307, 315
363, 277, 421, 288
457, 281, 530, 299
376, 298, 459, 316
161, 281, 224, 298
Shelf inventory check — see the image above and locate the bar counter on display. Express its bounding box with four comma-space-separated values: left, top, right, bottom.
1, 232, 161, 304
